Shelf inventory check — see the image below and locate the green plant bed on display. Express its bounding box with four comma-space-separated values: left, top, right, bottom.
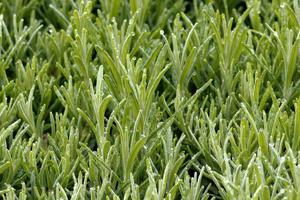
1, 0, 300, 199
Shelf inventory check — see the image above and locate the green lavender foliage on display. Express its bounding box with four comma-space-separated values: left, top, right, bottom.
1, 0, 300, 199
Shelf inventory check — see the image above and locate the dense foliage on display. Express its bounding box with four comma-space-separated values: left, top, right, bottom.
1, 0, 300, 199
